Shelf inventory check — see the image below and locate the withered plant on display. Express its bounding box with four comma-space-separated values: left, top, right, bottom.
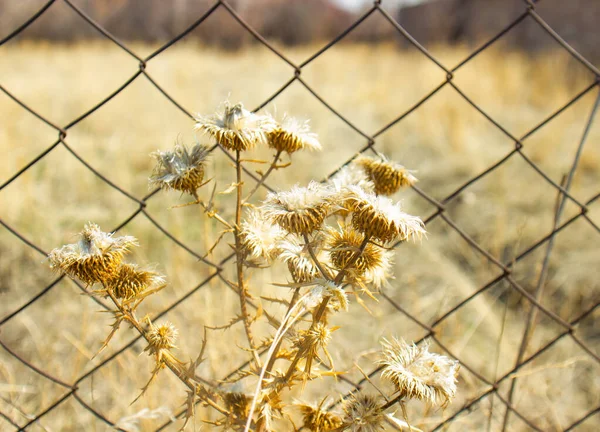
48, 101, 459, 431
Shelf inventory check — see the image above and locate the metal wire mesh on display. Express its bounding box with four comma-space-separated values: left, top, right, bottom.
0, 0, 599, 430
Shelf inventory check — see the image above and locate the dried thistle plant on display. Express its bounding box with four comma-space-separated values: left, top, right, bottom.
267, 115, 321, 154
355, 155, 417, 196
47, 101, 458, 431
379, 338, 459, 407
262, 181, 334, 235
239, 207, 286, 265
195, 102, 276, 151
48, 222, 137, 286
342, 393, 386, 432
149, 142, 210, 195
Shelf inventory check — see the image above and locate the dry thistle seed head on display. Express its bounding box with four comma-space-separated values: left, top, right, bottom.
329, 164, 375, 195
268, 115, 321, 154
342, 393, 386, 432
146, 320, 178, 353
149, 142, 210, 195
379, 338, 459, 407
326, 225, 381, 274
194, 102, 276, 151
348, 187, 425, 244
240, 207, 286, 264
223, 392, 252, 423
297, 399, 343, 432
257, 391, 284, 431
355, 155, 417, 196
278, 235, 327, 283
328, 165, 375, 216
305, 280, 349, 312
294, 322, 334, 353
262, 181, 334, 235
48, 223, 138, 285
106, 264, 165, 301
325, 225, 393, 289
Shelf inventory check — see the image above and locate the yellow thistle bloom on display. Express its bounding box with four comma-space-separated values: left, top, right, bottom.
268, 116, 321, 154
297, 399, 343, 432
342, 393, 386, 432
379, 338, 459, 407
48, 223, 138, 285
262, 181, 333, 235
240, 207, 286, 264
106, 264, 165, 301
149, 142, 210, 195
194, 102, 276, 151
348, 187, 425, 244
356, 155, 417, 196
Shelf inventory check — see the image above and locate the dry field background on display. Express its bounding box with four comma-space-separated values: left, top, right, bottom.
1, 40, 599, 431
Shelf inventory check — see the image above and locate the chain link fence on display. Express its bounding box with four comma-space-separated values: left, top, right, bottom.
0, 0, 599, 430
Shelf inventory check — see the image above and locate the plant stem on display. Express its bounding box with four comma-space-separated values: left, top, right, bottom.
243, 150, 283, 203
104, 290, 229, 416
302, 233, 333, 280
192, 190, 233, 230
282, 236, 371, 383
264, 288, 301, 372
234, 149, 257, 353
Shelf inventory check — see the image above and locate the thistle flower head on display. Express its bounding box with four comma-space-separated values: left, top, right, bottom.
149, 142, 210, 195
305, 280, 349, 312
328, 165, 375, 216
329, 164, 375, 195
356, 155, 417, 196
106, 264, 165, 301
325, 225, 393, 289
342, 393, 386, 432
326, 225, 381, 274
48, 223, 138, 285
278, 236, 325, 283
262, 181, 333, 235
268, 115, 321, 154
223, 392, 251, 425
294, 322, 334, 355
379, 338, 459, 406
297, 399, 343, 432
145, 320, 178, 355
194, 102, 276, 151
348, 187, 425, 244
240, 207, 286, 263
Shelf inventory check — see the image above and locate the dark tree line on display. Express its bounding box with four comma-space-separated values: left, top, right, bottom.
1, 0, 597, 60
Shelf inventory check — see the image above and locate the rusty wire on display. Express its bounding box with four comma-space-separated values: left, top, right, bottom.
0, 0, 599, 430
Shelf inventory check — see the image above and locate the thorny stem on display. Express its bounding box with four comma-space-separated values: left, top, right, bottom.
379, 393, 404, 412
243, 150, 283, 203
303, 233, 333, 280
264, 288, 301, 372
103, 288, 229, 416
192, 190, 233, 230
245, 297, 308, 432
254, 288, 302, 432
234, 149, 258, 354
281, 236, 371, 384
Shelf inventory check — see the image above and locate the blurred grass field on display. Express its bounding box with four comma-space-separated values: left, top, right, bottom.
0, 41, 599, 431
